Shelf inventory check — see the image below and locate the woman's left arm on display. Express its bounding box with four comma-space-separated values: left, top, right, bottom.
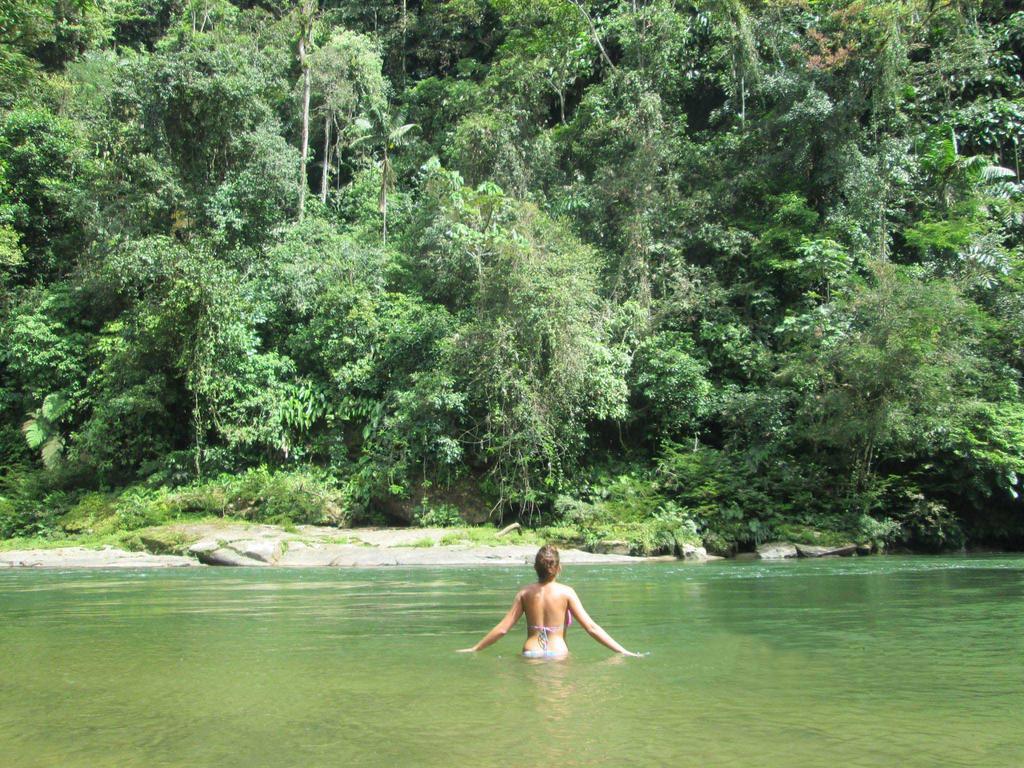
457, 592, 524, 652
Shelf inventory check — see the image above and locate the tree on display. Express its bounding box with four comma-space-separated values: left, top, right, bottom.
295, 0, 317, 221
353, 108, 417, 246
309, 29, 386, 203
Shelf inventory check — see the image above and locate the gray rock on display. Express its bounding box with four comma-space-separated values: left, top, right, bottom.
0, 547, 197, 568
193, 546, 269, 567
230, 538, 283, 563
796, 543, 857, 558
756, 542, 798, 559
188, 539, 219, 555
679, 543, 716, 561
187, 537, 282, 565
278, 543, 347, 567
593, 540, 632, 556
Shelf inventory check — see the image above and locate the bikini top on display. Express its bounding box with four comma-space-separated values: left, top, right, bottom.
528, 610, 573, 633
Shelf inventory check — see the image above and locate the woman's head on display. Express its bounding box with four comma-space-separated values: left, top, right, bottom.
534, 545, 561, 583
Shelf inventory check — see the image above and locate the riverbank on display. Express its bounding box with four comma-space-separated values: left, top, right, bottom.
0, 521, 711, 568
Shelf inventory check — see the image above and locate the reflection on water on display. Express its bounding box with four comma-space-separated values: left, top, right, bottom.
1, 556, 1023, 768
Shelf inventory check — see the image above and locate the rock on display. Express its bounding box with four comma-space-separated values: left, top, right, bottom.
139, 530, 194, 555
593, 540, 632, 556
278, 543, 344, 567
187, 537, 282, 565
193, 546, 269, 566
703, 537, 737, 558
0, 547, 197, 568
796, 543, 857, 558
756, 542, 798, 559
230, 538, 283, 563
188, 539, 220, 556
856, 543, 873, 556
678, 543, 718, 562
277, 543, 646, 567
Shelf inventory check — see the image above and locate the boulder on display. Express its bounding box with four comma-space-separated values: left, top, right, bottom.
188, 539, 219, 555
796, 543, 857, 558
230, 538, 283, 563
192, 547, 266, 566
187, 537, 283, 565
138, 529, 194, 555
678, 543, 721, 562
756, 542, 798, 559
702, 537, 737, 558
593, 540, 632, 556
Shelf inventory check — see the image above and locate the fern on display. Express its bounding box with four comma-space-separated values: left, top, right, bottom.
21, 393, 70, 469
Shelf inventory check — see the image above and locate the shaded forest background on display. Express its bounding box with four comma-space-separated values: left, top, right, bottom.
1, 0, 1022, 553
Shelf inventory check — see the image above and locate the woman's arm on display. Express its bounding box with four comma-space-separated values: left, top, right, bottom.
457, 592, 524, 652
566, 588, 641, 656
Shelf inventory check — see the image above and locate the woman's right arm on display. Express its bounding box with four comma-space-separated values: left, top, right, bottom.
566, 588, 641, 656
456, 591, 523, 652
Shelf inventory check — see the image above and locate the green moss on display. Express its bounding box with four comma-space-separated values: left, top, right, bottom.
130, 526, 200, 555
59, 492, 120, 534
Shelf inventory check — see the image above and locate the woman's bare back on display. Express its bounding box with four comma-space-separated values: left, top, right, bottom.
519, 581, 572, 656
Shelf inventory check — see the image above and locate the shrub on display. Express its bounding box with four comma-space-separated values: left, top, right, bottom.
554, 472, 702, 555
201, 467, 350, 526
412, 499, 463, 527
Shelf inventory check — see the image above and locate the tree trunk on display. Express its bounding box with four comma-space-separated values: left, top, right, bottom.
319, 112, 331, 203
380, 147, 389, 246
740, 74, 746, 129
193, 388, 203, 481
298, 35, 312, 221
401, 0, 407, 83
567, 0, 616, 70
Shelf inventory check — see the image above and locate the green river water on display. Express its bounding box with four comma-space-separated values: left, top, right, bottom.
1, 556, 1022, 767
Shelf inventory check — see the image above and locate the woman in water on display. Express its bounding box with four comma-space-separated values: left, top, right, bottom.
457, 544, 643, 657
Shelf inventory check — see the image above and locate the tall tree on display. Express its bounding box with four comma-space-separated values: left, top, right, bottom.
309, 29, 386, 203
295, 0, 317, 221
354, 108, 417, 246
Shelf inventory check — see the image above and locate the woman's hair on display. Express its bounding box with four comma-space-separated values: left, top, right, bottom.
534, 545, 560, 582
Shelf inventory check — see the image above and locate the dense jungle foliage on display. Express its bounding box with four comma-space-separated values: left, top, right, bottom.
1, 0, 1022, 553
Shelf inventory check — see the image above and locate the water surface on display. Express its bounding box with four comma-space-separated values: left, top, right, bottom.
2, 556, 1022, 767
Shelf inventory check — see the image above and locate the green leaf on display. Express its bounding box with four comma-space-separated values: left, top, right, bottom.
21, 418, 45, 450
40, 435, 64, 469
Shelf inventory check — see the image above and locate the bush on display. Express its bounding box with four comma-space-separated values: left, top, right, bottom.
194, 467, 351, 526
0, 469, 66, 538
554, 472, 702, 555
856, 514, 901, 552
412, 499, 463, 527
900, 495, 965, 552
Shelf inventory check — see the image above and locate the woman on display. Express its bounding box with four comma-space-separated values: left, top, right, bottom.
457, 544, 643, 658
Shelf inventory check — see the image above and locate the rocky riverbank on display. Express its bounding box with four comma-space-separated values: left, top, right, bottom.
0, 522, 716, 568
753, 540, 867, 559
